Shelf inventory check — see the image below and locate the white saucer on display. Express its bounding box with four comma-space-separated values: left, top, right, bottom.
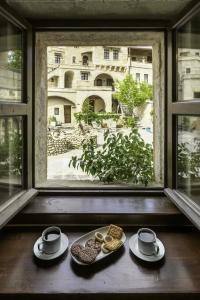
129, 234, 165, 262
33, 233, 69, 260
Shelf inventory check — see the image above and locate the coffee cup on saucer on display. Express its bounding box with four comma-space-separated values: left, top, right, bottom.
137, 228, 159, 256
38, 226, 61, 254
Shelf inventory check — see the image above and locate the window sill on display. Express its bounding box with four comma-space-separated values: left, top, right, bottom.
9, 194, 190, 227
0, 226, 199, 299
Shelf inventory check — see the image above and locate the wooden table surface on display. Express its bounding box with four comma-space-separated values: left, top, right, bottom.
0, 227, 200, 299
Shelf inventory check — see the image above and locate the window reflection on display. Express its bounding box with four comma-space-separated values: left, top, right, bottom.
177, 116, 200, 206
177, 11, 200, 101
0, 117, 23, 205
0, 15, 22, 102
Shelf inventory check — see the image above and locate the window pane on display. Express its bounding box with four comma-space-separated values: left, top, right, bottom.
0, 15, 23, 102
0, 116, 23, 205
177, 116, 200, 206
177, 11, 200, 101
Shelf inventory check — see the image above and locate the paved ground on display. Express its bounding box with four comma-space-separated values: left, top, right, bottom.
47, 128, 153, 181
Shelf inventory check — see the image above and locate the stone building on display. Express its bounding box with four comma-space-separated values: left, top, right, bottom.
178, 48, 200, 100
47, 46, 153, 125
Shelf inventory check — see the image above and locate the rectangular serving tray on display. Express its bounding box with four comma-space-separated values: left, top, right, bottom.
70, 226, 126, 265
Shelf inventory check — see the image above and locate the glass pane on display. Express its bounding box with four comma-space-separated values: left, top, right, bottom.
177, 11, 200, 101
0, 15, 23, 102
177, 116, 200, 206
0, 116, 23, 206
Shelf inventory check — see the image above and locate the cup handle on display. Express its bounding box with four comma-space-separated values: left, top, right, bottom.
153, 242, 159, 255
38, 242, 44, 253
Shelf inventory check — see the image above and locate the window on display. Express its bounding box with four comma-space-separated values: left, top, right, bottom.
55, 53, 62, 64
0, 6, 36, 228
186, 68, 191, 74
179, 52, 190, 56
54, 108, 59, 115
166, 8, 200, 229
177, 116, 200, 207
194, 92, 200, 99
132, 56, 137, 61
81, 72, 89, 80
0, 17, 22, 102
107, 79, 113, 86
72, 56, 76, 63
144, 74, 148, 83
0, 117, 23, 206
36, 33, 164, 190
82, 55, 88, 65
96, 79, 102, 86
147, 56, 152, 63
104, 48, 110, 59
136, 73, 140, 82
113, 49, 119, 60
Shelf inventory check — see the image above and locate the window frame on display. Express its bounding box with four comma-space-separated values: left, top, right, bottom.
104, 48, 110, 59
165, 2, 200, 229
34, 31, 165, 192
0, 3, 37, 229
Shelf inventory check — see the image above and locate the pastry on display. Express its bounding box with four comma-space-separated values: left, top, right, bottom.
104, 239, 123, 251
78, 247, 98, 264
107, 224, 123, 240
101, 243, 110, 254
104, 235, 113, 243
95, 232, 104, 243
71, 244, 84, 257
85, 238, 101, 253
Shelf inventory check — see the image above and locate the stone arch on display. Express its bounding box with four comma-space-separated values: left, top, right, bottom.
82, 95, 105, 113
94, 73, 114, 87
48, 96, 75, 124
48, 75, 59, 88
64, 71, 74, 88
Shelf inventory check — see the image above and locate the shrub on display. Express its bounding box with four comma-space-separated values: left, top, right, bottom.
69, 128, 154, 185
74, 112, 120, 126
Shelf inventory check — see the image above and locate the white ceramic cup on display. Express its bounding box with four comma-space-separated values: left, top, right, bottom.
137, 228, 159, 256
38, 226, 61, 254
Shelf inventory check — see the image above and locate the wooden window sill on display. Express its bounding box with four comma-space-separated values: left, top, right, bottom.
0, 226, 199, 299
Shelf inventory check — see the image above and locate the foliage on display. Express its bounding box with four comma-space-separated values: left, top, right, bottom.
177, 142, 200, 179
74, 112, 120, 126
0, 132, 22, 177
48, 116, 57, 124
123, 116, 136, 128
8, 50, 22, 71
114, 74, 153, 115
69, 128, 154, 185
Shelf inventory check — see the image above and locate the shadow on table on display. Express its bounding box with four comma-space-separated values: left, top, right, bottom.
129, 249, 165, 270
33, 249, 68, 268
70, 246, 125, 279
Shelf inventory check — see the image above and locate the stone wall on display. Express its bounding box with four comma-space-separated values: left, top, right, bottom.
47, 127, 97, 156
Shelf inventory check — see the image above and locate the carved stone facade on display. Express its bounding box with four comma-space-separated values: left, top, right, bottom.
47, 46, 153, 125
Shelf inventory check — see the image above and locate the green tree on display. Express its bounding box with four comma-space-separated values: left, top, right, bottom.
8, 50, 22, 71
69, 128, 153, 186
114, 74, 153, 115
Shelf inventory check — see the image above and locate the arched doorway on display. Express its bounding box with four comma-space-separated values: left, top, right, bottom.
94, 73, 114, 88
64, 71, 74, 88
83, 95, 105, 113
48, 96, 75, 124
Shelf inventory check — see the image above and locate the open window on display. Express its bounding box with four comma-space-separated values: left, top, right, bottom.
0, 4, 37, 228
35, 32, 165, 189
165, 4, 200, 229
